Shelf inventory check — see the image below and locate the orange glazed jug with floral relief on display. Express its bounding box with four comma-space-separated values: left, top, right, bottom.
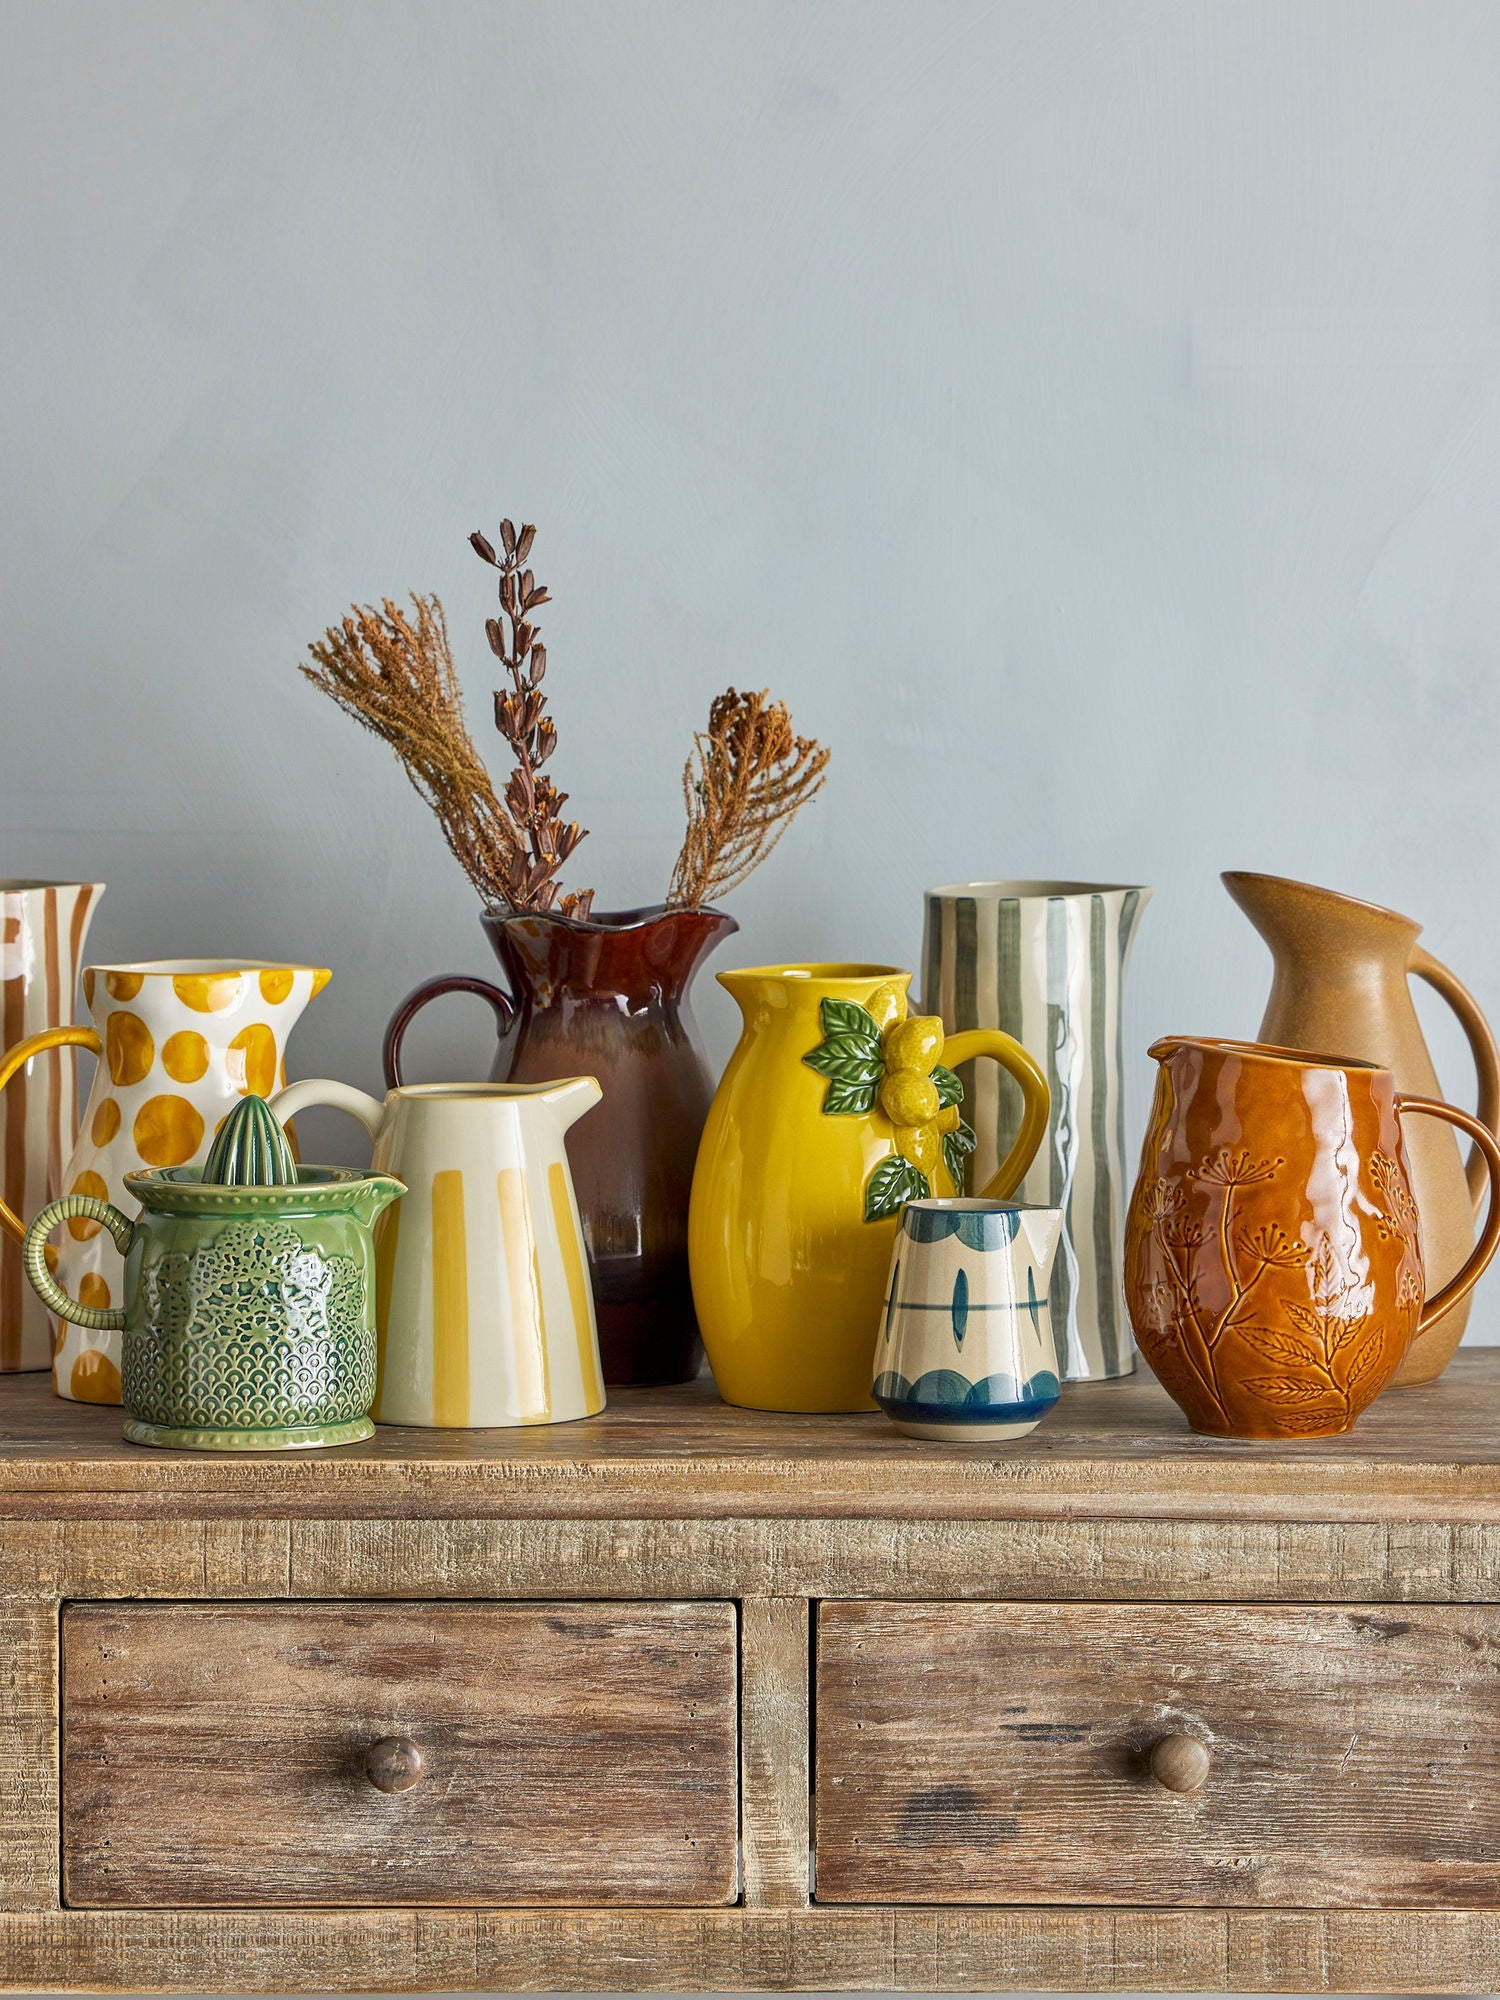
1124, 1038, 1500, 1439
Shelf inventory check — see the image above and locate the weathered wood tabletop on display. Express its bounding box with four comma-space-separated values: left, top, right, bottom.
1, 1347, 1498, 1524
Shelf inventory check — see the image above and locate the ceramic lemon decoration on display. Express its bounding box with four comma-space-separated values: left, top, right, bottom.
689, 963, 1049, 1412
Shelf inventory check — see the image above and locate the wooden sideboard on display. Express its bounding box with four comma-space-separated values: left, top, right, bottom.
5, 1353, 1500, 1993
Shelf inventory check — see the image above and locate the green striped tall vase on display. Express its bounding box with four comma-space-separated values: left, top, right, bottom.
921, 881, 1151, 1380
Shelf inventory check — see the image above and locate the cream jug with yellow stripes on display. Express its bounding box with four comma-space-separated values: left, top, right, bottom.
269, 1077, 605, 1428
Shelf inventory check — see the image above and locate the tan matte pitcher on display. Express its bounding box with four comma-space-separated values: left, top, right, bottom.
1224, 872, 1500, 1383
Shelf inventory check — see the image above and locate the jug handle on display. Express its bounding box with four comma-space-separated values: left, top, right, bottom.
1409, 946, 1500, 1218
940, 1030, 1051, 1201
269, 1080, 387, 1151
0, 1026, 103, 1244
1395, 1096, 1500, 1336
383, 975, 517, 1089
22, 1195, 133, 1331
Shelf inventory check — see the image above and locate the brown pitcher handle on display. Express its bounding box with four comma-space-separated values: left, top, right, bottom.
1409, 945, 1500, 1219
1395, 1095, 1500, 1336
382, 975, 517, 1088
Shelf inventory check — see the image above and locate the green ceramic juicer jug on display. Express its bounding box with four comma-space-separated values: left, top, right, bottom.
20, 1096, 404, 1450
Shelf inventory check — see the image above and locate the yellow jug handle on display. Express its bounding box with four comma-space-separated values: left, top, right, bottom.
23, 1195, 132, 1332
0, 1026, 102, 1243
941, 1030, 1051, 1200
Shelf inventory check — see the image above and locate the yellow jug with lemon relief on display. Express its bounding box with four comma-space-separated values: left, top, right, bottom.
688, 964, 1050, 1412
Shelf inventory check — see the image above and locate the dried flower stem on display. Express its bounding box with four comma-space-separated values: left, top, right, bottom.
301, 595, 524, 906
668, 688, 829, 908
471, 520, 595, 918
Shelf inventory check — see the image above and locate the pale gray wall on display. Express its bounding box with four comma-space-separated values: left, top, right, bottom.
4, 0, 1500, 1362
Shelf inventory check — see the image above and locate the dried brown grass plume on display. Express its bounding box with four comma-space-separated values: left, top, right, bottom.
668, 689, 830, 908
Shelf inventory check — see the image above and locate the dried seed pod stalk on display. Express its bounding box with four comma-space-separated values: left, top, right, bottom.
301, 595, 523, 907
471, 519, 595, 918
668, 688, 830, 909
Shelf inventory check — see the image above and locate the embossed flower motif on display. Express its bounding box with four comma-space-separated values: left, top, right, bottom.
1235, 1222, 1310, 1267
1190, 1149, 1283, 1188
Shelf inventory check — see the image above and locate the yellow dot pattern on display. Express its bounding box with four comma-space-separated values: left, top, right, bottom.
133, 1094, 206, 1168
105, 970, 143, 1001
173, 971, 244, 1014
70, 1350, 122, 1403
259, 968, 294, 1005
106, 1011, 154, 1086
91, 1098, 121, 1146
67, 1169, 109, 1240
228, 1022, 278, 1098
162, 1029, 210, 1083
78, 1272, 110, 1311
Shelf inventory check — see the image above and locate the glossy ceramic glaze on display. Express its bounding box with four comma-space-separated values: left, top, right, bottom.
1224, 870, 1500, 1385
383, 904, 735, 1387
0, 880, 103, 1372
873, 1199, 1064, 1442
20, 1093, 402, 1451
688, 964, 1049, 1413
0, 958, 328, 1405
271, 1076, 605, 1429
1124, 1037, 1500, 1439
922, 879, 1149, 1381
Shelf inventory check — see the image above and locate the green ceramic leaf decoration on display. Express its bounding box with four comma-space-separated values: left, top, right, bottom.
931, 1063, 964, 1109
804, 1035, 885, 1084
820, 997, 881, 1043
822, 1075, 879, 1116
942, 1117, 977, 1195
864, 1154, 929, 1222
202, 1095, 299, 1188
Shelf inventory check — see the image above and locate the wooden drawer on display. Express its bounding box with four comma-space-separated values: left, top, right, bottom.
62, 1600, 738, 1908
814, 1601, 1500, 1907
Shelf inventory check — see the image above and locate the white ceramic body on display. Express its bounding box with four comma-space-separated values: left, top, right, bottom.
873, 1199, 1064, 1442
921, 880, 1150, 1381
270, 1078, 605, 1429
0, 881, 103, 1372
48, 959, 326, 1404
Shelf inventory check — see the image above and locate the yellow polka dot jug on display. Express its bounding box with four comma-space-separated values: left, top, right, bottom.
0, 958, 330, 1403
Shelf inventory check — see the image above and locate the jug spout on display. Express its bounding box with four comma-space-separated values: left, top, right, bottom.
349, 1173, 406, 1231
539, 1075, 603, 1131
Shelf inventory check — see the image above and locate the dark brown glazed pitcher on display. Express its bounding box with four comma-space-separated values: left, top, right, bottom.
384, 905, 736, 1386
1124, 1037, 1500, 1439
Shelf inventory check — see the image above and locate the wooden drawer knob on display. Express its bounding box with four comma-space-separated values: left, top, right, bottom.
1149, 1732, 1211, 1793
365, 1735, 424, 1793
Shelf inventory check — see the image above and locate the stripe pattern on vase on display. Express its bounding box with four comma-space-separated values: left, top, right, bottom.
0, 881, 104, 1371
921, 881, 1150, 1380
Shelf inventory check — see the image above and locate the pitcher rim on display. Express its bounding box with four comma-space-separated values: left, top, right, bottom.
0, 878, 107, 893
386, 1080, 596, 1104
718, 961, 909, 989
1149, 1034, 1387, 1076
84, 958, 330, 976
926, 879, 1150, 900
482, 901, 736, 935
1220, 869, 1420, 936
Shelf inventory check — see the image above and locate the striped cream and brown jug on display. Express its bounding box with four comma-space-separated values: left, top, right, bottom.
921, 881, 1151, 1380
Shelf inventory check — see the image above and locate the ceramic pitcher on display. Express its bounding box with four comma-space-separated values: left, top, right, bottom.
0, 958, 329, 1404
1124, 1037, 1500, 1439
873, 1200, 1064, 1441
383, 904, 736, 1388
1224, 871, 1500, 1385
0, 880, 104, 1371
21, 1095, 402, 1451
270, 1076, 605, 1428
922, 879, 1150, 1381
689, 963, 1049, 1412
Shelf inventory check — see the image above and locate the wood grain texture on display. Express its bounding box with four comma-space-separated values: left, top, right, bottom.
5, 1516, 1500, 1605
815, 1601, 1500, 1907
7, 1906, 1500, 1992
7, 1352, 1500, 1524
0, 1596, 57, 1911
62, 1601, 739, 1909
739, 1597, 809, 1908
